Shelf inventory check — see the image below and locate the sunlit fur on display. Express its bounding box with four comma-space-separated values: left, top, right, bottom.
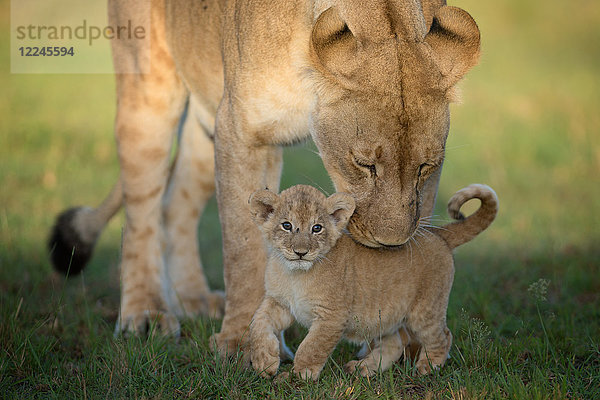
77, 0, 480, 350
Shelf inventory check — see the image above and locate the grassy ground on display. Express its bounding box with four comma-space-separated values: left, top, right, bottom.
1, 0, 599, 398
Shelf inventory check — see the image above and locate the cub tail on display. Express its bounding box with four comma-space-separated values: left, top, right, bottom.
48, 177, 123, 276
436, 184, 498, 250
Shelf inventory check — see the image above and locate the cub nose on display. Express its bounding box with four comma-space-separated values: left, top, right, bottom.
294, 250, 308, 258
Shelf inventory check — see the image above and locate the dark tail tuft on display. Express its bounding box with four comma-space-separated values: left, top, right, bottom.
48, 207, 95, 276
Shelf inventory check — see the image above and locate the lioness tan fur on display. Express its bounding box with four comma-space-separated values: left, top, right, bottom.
249, 184, 497, 380
49, 0, 480, 348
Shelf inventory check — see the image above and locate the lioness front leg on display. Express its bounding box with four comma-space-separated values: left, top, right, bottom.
250, 297, 294, 378
164, 98, 224, 319
344, 330, 404, 376
111, 0, 188, 336
293, 318, 345, 381
211, 97, 284, 353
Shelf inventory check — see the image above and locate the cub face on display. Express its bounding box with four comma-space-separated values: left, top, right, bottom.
249, 185, 355, 271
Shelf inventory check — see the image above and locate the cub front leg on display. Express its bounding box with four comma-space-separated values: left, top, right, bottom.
293, 317, 345, 381
250, 297, 294, 378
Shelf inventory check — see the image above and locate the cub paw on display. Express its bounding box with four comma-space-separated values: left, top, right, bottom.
344, 359, 375, 377
251, 336, 281, 378
115, 310, 180, 337
293, 365, 322, 381
415, 360, 440, 375
273, 371, 290, 383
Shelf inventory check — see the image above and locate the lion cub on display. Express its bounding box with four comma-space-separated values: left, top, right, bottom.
249, 184, 498, 380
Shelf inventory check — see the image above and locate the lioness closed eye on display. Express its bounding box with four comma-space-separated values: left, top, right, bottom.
248, 184, 498, 380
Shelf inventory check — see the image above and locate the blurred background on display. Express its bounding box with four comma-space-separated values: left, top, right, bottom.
1, 0, 598, 364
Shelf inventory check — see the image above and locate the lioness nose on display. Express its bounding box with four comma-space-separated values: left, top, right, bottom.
294, 250, 308, 258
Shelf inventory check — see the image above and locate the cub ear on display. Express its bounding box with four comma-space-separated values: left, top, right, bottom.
249, 190, 279, 226
310, 7, 358, 77
424, 6, 480, 88
325, 193, 356, 230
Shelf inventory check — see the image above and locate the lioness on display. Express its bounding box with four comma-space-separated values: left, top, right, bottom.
249, 184, 498, 380
48, 0, 480, 350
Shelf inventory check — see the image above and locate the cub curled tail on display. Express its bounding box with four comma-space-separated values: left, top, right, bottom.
436, 183, 498, 249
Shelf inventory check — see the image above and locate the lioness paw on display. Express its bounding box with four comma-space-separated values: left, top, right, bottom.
174, 290, 226, 319
209, 332, 247, 357
115, 310, 180, 338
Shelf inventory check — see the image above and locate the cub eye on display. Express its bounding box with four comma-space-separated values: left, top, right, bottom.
281, 222, 293, 231
311, 224, 323, 234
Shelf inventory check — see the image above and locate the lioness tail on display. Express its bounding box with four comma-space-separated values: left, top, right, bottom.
436, 184, 498, 250
48, 178, 123, 276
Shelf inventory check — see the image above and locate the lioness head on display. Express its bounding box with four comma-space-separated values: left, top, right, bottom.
249, 185, 355, 271
308, 4, 480, 247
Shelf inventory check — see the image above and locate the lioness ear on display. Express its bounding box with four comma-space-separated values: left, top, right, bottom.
249, 190, 279, 226
325, 193, 356, 230
425, 6, 480, 88
310, 7, 358, 76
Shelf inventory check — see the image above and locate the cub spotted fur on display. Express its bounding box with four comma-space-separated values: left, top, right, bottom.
249, 184, 498, 380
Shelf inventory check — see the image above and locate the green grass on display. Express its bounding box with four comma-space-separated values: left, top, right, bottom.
1, 0, 599, 398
